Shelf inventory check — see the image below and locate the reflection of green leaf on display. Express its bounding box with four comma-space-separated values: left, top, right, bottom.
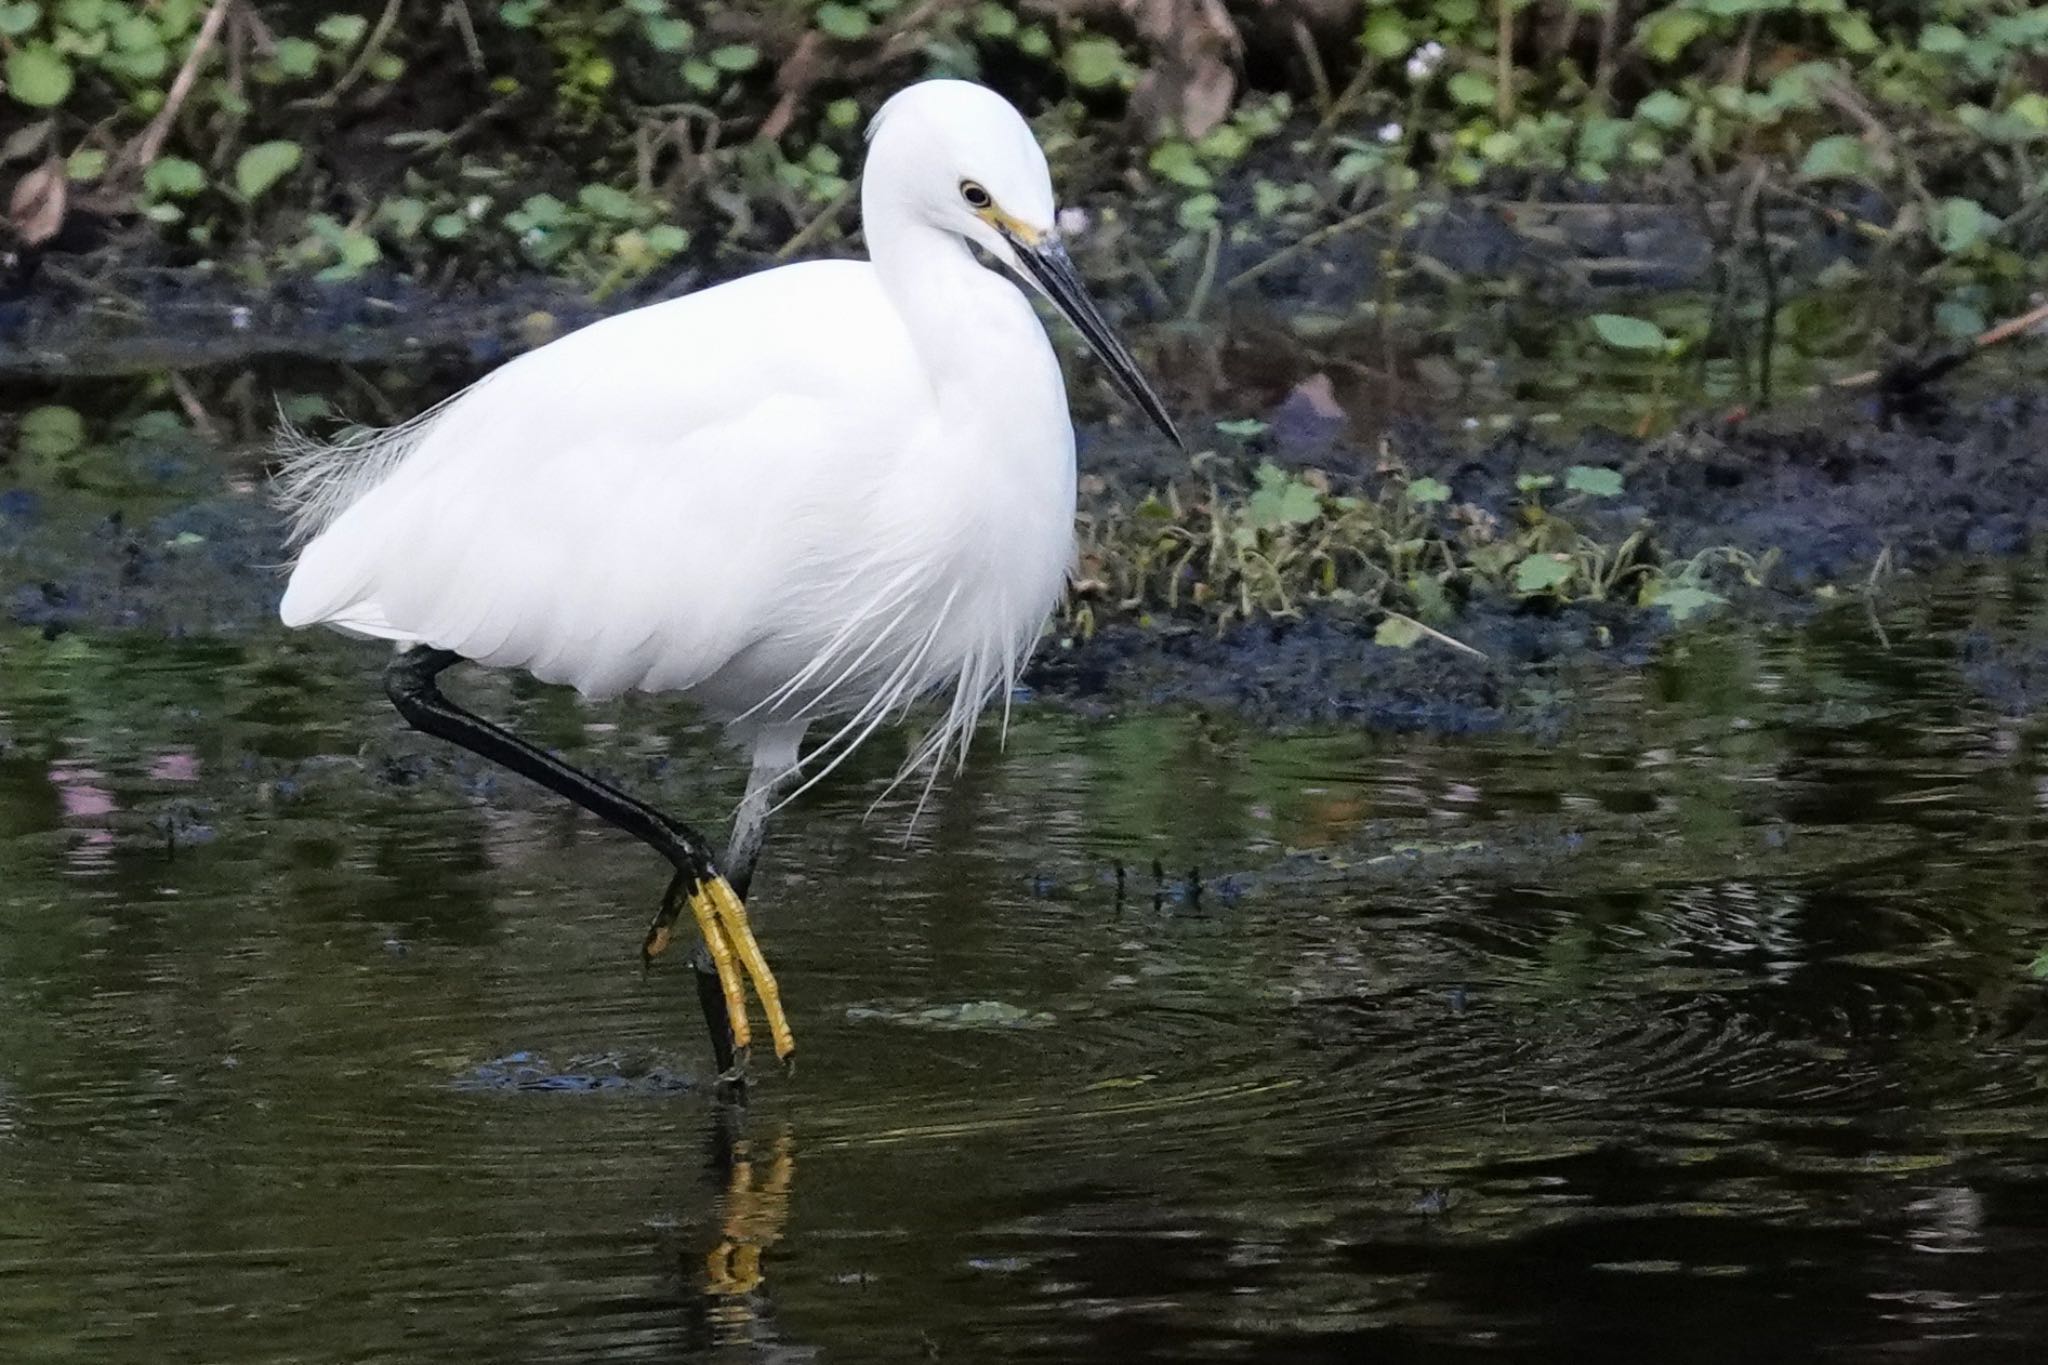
1514, 554, 1573, 594
1374, 615, 1424, 649
1565, 465, 1624, 497
1406, 477, 1452, 504
1590, 312, 1669, 351
19, 405, 84, 462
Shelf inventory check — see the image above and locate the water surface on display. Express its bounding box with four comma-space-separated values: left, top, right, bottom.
2, 585, 2046, 1361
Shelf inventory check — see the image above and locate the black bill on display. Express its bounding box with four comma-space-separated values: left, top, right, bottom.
1003, 229, 1184, 450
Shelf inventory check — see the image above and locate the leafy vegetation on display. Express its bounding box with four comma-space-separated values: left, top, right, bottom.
2, 0, 2043, 317
1069, 438, 1766, 639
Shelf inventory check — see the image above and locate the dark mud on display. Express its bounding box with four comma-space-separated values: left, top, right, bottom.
8, 380, 2048, 733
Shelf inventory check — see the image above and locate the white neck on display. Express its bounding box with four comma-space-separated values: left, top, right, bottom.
861, 184, 1036, 392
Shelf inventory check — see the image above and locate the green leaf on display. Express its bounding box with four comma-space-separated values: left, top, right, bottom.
643, 15, 692, 50
1446, 70, 1493, 107
1565, 465, 1624, 497
316, 12, 367, 44
429, 211, 468, 239
1063, 35, 1128, 88
1361, 11, 1410, 58
1639, 7, 1708, 62
1826, 11, 1877, 52
1799, 133, 1869, 180
1646, 583, 1725, 621
1514, 555, 1573, 594
1918, 23, 1968, 55
234, 140, 301, 199
646, 223, 689, 254
274, 36, 320, 75
5, 46, 72, 108
1406, 476, 1452, 504
1246, 461, 1321, 528
143, 156, 205, 198
0, 3, 40, 38
1175, 192, 1220, 231
1634, 89, 1690, 129
1213, 417, 1268, 438
815, 2, 869, 39
1933, 196, 1998, 255
826, 97, 860, 128
1147, 140, 1210, 188
577, 182, 640, 220
1515, 472, 1556, 493
975, 3, 1016, 37
1589, 312, 1669, 351
2030, 949, 2048, 980
18, 404, 84, 462
1374, 615, 1424, 649
66, 146, 106, 179
709, 43, 758, 71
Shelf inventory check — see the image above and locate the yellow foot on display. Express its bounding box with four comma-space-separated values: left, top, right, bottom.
643, 873, 795, 1063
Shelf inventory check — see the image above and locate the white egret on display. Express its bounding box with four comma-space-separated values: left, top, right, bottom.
274, 79, 1181, 1078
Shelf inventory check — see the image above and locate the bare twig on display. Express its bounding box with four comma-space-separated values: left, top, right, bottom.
1225, 201, 1396, 292
1495, 0, 1514, 123
315, 0, 405, 108
118, 0, 232, 173
774, 179, 858, 259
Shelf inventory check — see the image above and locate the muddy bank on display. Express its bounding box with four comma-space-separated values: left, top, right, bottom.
7, 383, 2047, 732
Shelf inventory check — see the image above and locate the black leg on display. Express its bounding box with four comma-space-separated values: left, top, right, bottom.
384, 645, 746, 1072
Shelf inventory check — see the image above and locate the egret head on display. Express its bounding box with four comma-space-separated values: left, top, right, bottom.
867, 80, 1183, 449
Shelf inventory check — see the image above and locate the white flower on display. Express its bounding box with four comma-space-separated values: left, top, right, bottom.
1376, 122, 1403, 144
1406, 41, 1445, 81
1056, 206, 1090, 238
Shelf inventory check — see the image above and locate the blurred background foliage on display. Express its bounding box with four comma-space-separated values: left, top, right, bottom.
2, 0, 2045, 300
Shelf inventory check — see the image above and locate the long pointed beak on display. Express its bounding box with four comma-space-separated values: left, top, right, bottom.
1000, 226, 1184, 450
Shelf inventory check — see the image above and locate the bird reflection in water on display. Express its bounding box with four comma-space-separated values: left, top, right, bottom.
697, 1115, 797, 1346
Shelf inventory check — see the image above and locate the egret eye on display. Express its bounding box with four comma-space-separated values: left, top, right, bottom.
960, 180, 993, 209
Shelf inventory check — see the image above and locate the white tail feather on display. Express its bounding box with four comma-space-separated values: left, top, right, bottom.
270, 387, 475, 546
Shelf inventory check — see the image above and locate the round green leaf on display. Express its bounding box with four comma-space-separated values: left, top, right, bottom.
1564, 465, 1624, 497
5, 46, 73, 108
235, 140, 302, 199
815, 2, 869, 39
1514, 554, 1574, 594
19, 404, 84, 462
0, 3, 41, 38
143, 156, 206, 197
709, 43, 758, 72
1799, 133, 1868, 180
1063, 35, 1127, 89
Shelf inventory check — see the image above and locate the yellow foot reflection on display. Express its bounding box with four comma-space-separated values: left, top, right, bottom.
643, 872, 796, 1064
706, 1132, 795, 1302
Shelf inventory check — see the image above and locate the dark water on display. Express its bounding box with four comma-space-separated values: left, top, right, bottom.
3, 585, 2047, 1362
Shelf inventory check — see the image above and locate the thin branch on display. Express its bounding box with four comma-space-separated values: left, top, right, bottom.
119, 0, 233, 173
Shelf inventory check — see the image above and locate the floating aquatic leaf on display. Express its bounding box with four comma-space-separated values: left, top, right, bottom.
1565, 465, 1624, 498
1647, 583, 1726, 621
19, 405, 84, 463
1589, 312, 1669, 352
1406, 477, 1452, 504
1214, 417, 1268, 438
